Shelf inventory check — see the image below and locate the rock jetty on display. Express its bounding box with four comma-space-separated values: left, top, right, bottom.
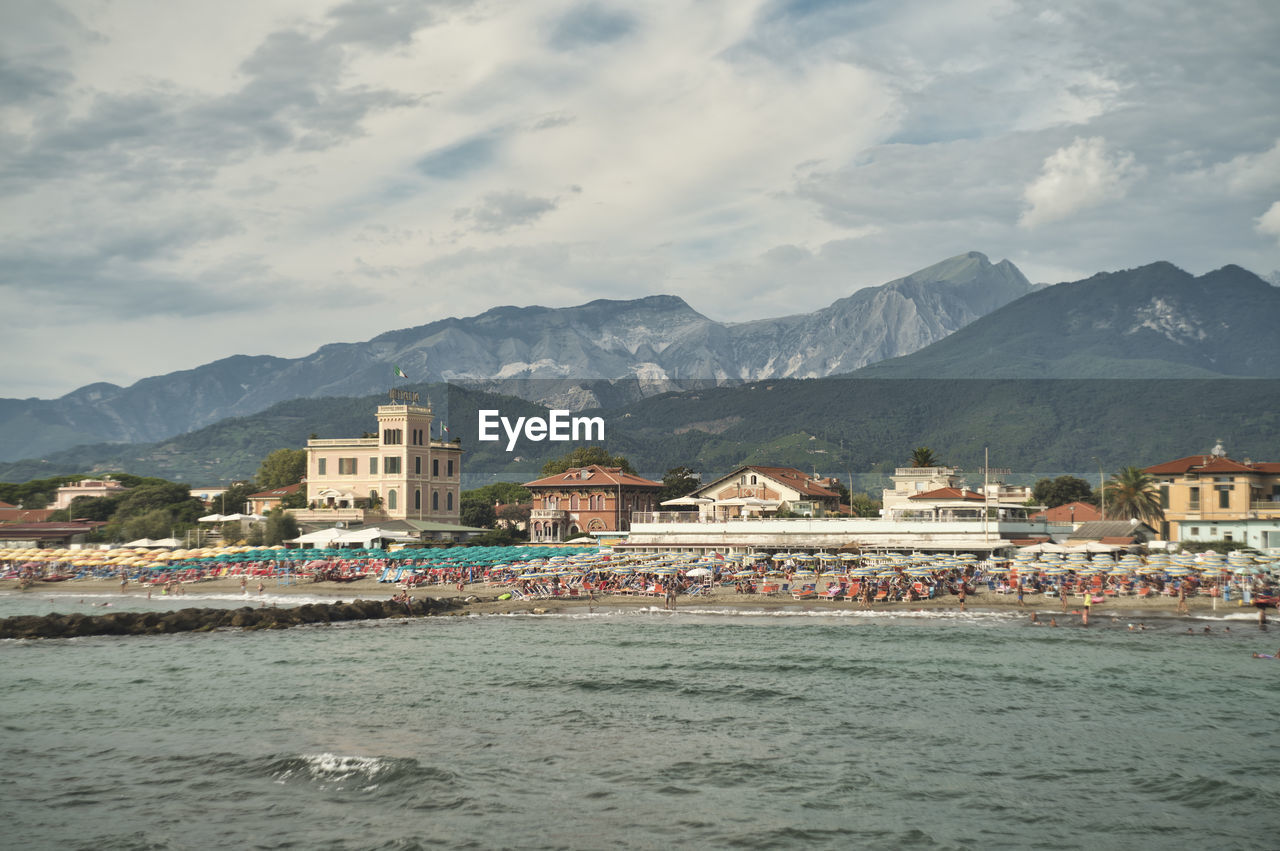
0, 598, 465, 640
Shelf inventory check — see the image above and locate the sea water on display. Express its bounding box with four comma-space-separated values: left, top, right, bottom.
3, 596, 1279, 850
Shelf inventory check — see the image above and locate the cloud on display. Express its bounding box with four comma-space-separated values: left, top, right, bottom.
455, 191, 559, 233
2, 0, 1280, 397
415, 135, 499, 179
547, 3, 637, 50
1019, 137, 1143, 228
0, 57, 73, 104
1258, 202, 1280, 245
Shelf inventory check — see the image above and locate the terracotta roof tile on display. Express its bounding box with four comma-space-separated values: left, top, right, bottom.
908, 487, 985, 501
1029, 501, 1102, 522
523, 465, 662, 489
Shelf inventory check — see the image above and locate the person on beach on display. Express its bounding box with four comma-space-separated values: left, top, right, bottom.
240, 576, 247, 594
958, 582, 966, 612
1177, 585, 1189, 615
257, 580, 265, 595
1016, 583, 1024, 607
1082, 594, 1091, 626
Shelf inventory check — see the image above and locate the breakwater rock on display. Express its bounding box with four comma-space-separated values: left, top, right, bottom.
0, 597, 465, 640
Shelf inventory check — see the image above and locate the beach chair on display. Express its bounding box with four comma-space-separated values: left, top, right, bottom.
873, 588, 889, 602
819, 583, 846, 600
791, 584, 817, 599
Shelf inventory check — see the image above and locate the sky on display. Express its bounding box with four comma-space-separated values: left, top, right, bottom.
2, 0, 1278, 398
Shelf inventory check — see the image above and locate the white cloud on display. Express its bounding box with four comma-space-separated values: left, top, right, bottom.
1, 0, 1279, 397
1258, 201, 1280, 244
1019, 137, 1143, 228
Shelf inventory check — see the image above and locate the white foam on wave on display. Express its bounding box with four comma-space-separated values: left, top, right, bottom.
470, 605, 1024, 623
274, 753, 390, 791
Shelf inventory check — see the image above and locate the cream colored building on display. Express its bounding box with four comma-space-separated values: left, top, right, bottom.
1146, 445, 1280, 546
882, 466, 1031, 515
51, 478, 127, 510
301, 397, 463, 525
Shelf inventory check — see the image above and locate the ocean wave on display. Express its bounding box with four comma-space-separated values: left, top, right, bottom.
266, 753, 455, 792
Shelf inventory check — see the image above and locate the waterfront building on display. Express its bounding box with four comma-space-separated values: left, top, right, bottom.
882, 466, 1031, 515
295, 398, 463, 527
620, 513, 1068, 558
246, 482, 302, 514
524, 466, 662, 542
1029, 501, 1102, 527
50, 478, 126, 510
189, 485, 229, 506
685, 465, 841, 519
1145, 443, 1280, 549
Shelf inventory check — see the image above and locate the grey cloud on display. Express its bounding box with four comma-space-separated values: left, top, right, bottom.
0, 57, 73, 104
324, 0, 470, 48
548, 3, 637, 50
454, 191, 558, 233
0, 215, 261, 317
416, 135, 498, 179
0, 5, 440, 198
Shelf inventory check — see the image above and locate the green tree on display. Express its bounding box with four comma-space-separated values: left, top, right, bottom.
66, 493, 124, 522
657, 465, 701, 505
219, 520, 245, 544
909, 447, 940, 468
262, 507, 299, 546
113, 482, 205, 524
463, 482, 532, 505
215, 481, 258, 515
848, 492, 882, 518
1103, 466, 1164, 524
256, 448, 306, 490
460, 494, 497, 528
540, 446, 635, 476
121, 508, 176, 541
1032, 475, 1096, 508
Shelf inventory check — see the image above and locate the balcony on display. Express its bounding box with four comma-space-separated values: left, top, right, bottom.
531, 508, 569, 521
288, 507, 389, 525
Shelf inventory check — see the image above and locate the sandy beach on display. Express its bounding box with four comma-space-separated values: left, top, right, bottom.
2, 575, 1260, 620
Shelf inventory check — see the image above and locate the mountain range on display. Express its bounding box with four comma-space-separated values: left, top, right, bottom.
0, 252, 1034, 462
4, 254, 1278, 484
857, 262, 1280, 378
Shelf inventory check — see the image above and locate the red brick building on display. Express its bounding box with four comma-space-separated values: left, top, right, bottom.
523, 466, 663, 542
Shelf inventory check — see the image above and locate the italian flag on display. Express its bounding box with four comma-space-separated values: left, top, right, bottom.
393, 365, 409, 379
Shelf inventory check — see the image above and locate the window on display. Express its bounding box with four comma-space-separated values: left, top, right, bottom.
414, 489, 421, 510
447, 492, 453, 511
1189, 487, 1200, 509
388, 489, 397, 510
447, 459, 454, 477
1190, 527, 1200, 535
750, 475, 757, 485
433, 459, 439, 477
369, 457, 378, 475
414, 456, 421, 475
1218, 487, 1231, 509
317, 458, 327, 475
384, 457, 402, 474
338, 458, 357, 475
432, 491, 439, 511
570, 494, 580, 510
1224, 531, 1234, 542
1160, 485, 1169, 509
383, 428, 402, 445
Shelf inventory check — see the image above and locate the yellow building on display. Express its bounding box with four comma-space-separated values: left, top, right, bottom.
301, 395, 463, 525
1145, 445, 1280, 546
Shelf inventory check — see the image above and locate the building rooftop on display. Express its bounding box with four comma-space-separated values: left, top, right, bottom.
524, 465, 662, 489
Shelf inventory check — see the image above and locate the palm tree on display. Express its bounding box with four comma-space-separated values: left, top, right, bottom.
1103, 466, 1164, 524
909, 447, 940, 468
